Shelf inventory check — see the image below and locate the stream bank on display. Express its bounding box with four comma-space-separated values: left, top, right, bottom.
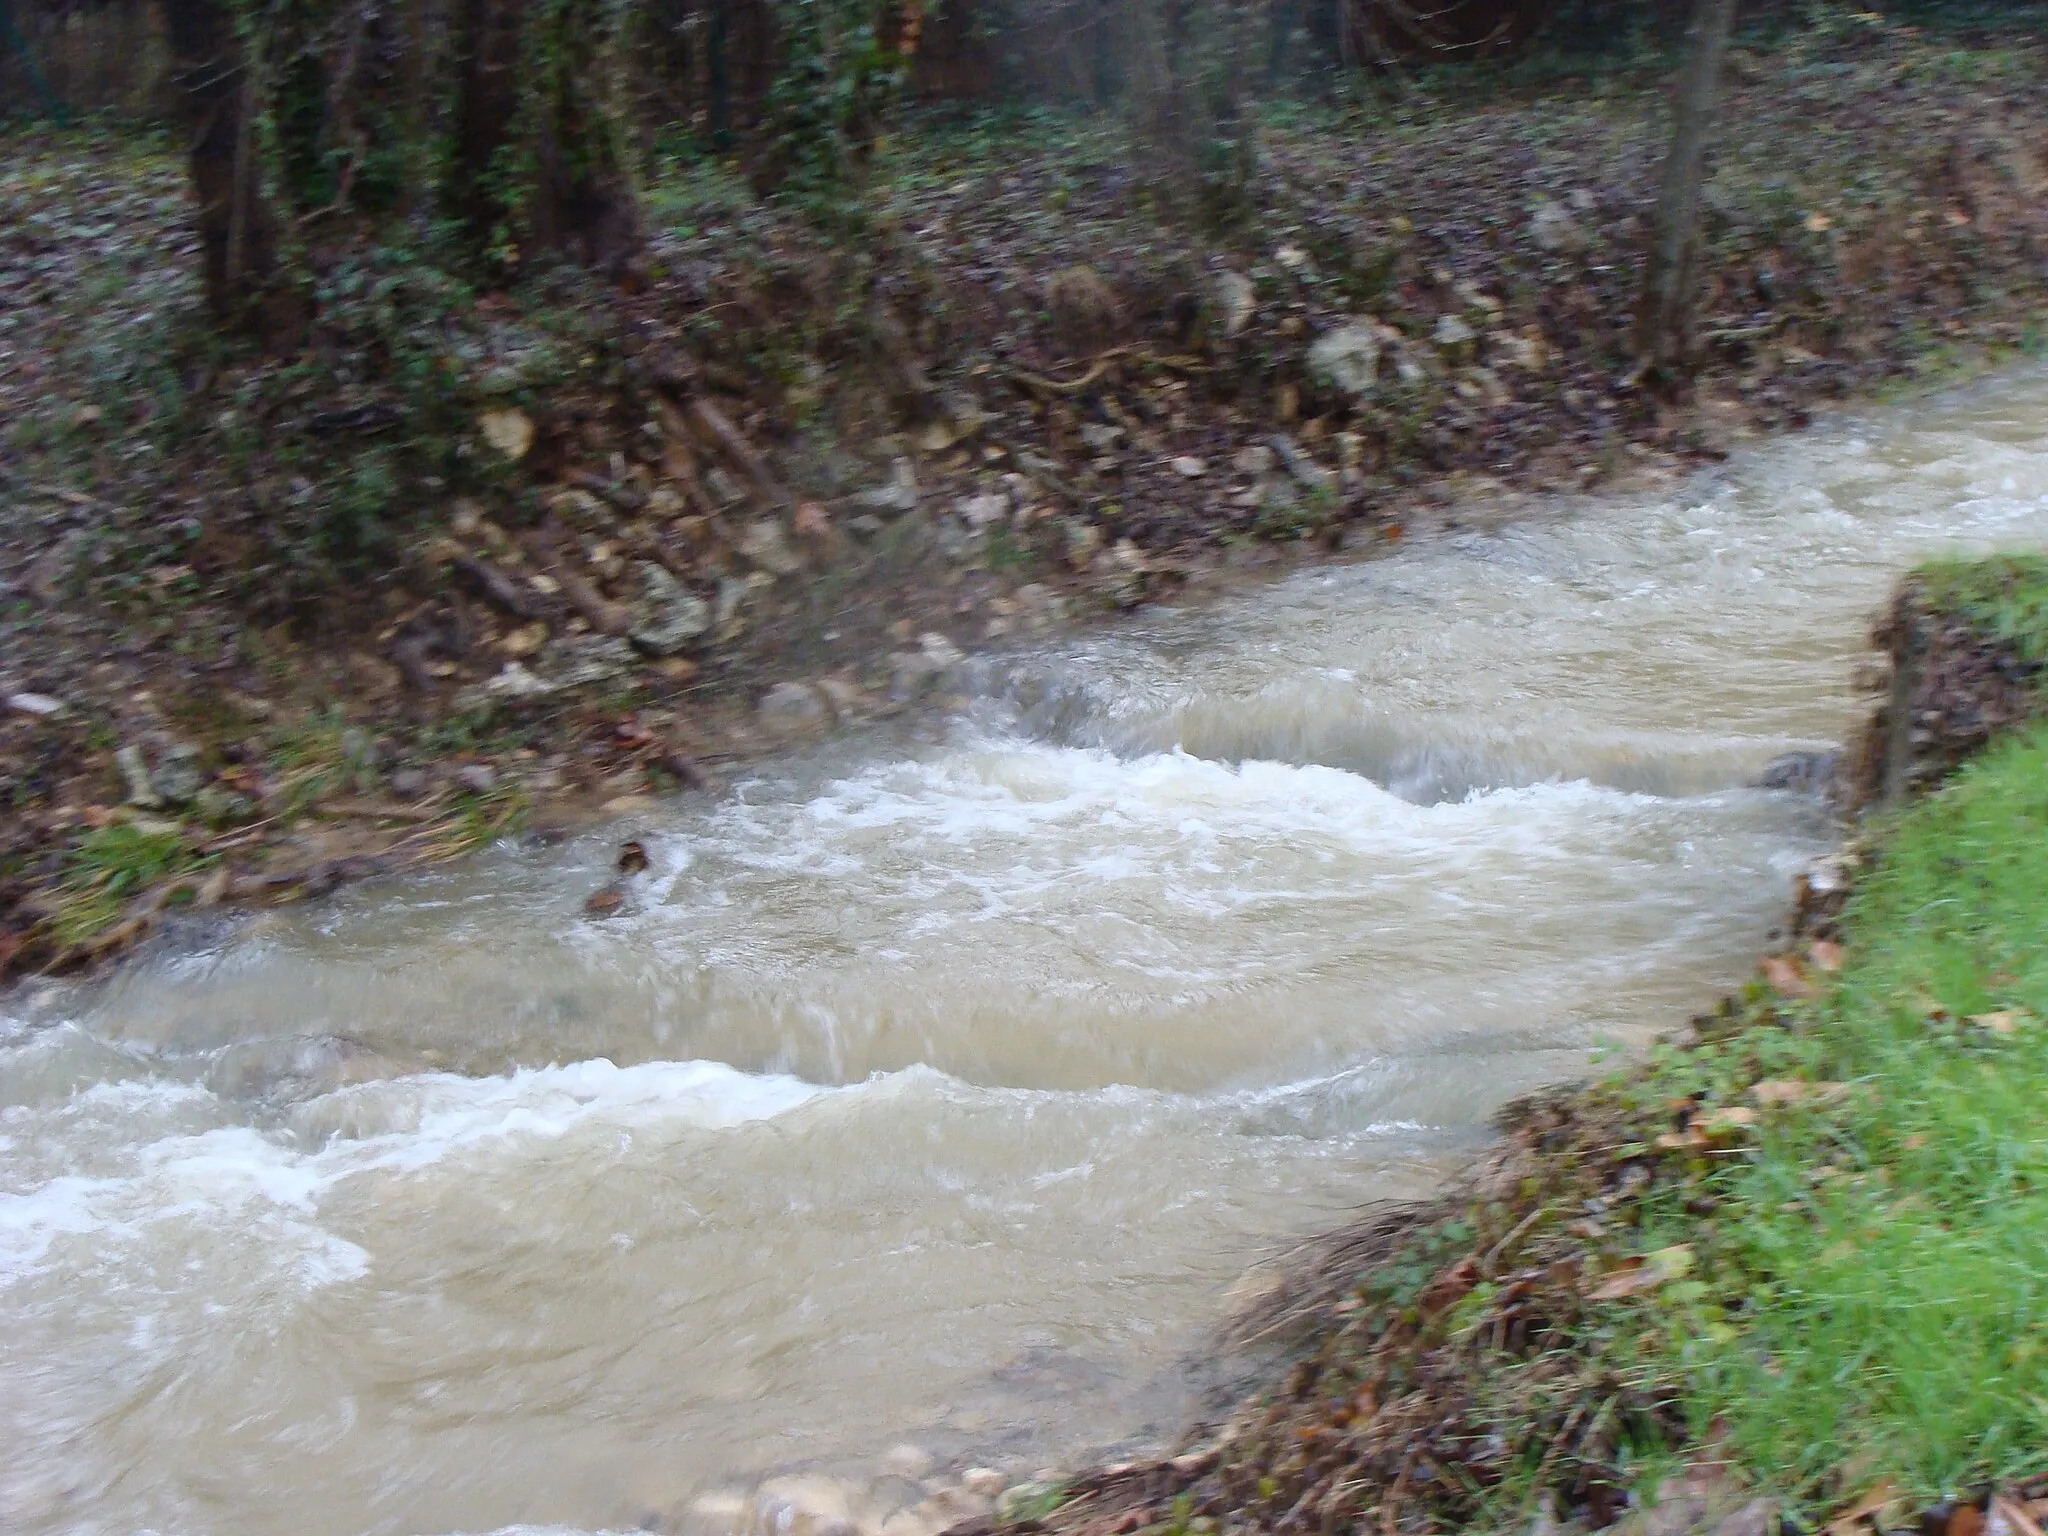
960, 556, 2048, 1536
7, 6, 2048, 980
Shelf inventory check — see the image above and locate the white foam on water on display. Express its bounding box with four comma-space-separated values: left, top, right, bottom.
0, 1056, 831, 1291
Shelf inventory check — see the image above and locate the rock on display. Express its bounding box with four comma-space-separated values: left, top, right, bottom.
1232, 445, 1274, 478
956, 492, 1009, 529
5, 691, 64, 719
960, 1469, 1007, 1499
856, 459, 921, 517
759, 681, 830, 731
115, 744, 162, 808
150, 744, 206, 806
888, 636, 964, 702
543, 636, 638, 690
1078, 423, 1123, 452
1754, 748, 1840, 796
815, 677, 864, 717
472, 662, 555, 704
751, 1475, 862, 1536
584, 883, 626, 919
453, 764, 497, 795
1269, 435, 1333, 492
191, 785, 255, 828
388, 766, 428, 800
739, 518, 804, 578
630, 562, 713, 656
478, 407, 535, 463
918, 632, 963, 667
1170, 455, 1208, 478
1529, 198, 1588, 255
1307, 319, 1412, 401
1432, 313, 1478, 361
1212, 269, 1256, 337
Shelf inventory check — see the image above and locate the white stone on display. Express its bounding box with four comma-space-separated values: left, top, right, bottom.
5, 691, 64, 718
961, 1468, 1007, 1498
1170, 455, 1208, 478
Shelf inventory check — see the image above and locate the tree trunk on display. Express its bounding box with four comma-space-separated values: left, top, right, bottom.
162, 0, 286, 329
453, 0, 643, 271
1631, 0, 1738, 374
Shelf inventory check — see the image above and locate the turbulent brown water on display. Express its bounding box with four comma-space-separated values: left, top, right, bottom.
7, 368, 2048, 1536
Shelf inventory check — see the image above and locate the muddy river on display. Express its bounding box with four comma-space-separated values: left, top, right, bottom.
6, 368, 2048, 1535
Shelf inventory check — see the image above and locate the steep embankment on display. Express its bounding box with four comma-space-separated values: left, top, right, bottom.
968, 556, 2048, 1536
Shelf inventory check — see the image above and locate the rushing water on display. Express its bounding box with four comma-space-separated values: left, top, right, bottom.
7, 368, 2048, 1536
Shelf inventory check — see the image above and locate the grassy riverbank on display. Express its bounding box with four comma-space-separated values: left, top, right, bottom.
994, 559, 2048, 1536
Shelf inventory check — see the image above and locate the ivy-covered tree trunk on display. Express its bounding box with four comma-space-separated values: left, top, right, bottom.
453, 0, 644, 270
163, 0, 288, 328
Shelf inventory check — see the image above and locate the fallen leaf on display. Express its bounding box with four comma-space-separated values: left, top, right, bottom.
479, 408, 535, 463
1587, 1244, 1693, 1301
1809, 938, 1845, 972
1805, 212, 1835, 232
1953, 1508, 1987, 1536
583, 884, 625, 918
1750, 1079, 1846, 1107
1826, 1482, 1900, 1536
1761, 955, 1817, 997
793, 501, 832, 538
617, 839, 650, 875
1702, 1105, 1759, 1131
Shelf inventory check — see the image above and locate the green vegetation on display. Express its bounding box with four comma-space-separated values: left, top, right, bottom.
50, 822, 208, 950
1622, 717, 2048, 1496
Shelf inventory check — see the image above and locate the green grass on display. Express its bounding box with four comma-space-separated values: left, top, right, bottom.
49, 822, 207, 950
1910, 554, 2048, 670
1616, 713, 2048, 1500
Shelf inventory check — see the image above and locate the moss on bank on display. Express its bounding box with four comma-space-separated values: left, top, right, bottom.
981, 560, 2048, 1536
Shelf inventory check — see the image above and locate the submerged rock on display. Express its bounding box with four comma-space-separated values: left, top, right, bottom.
1752, 748, 1840, 797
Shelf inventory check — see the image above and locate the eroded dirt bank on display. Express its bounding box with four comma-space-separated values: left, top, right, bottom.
6, 9, 2048, 980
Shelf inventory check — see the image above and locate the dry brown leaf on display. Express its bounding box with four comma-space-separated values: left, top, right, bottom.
1827, 1482, 1901, 1536
1750, 1079, 1846, 1107
1953, 1507, 1988, 1536
1810, 938, 1846, 972
1586, 1245, 1692, 1301
1702, 1105, 1759, 1131
1761, 955, 1817, 998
